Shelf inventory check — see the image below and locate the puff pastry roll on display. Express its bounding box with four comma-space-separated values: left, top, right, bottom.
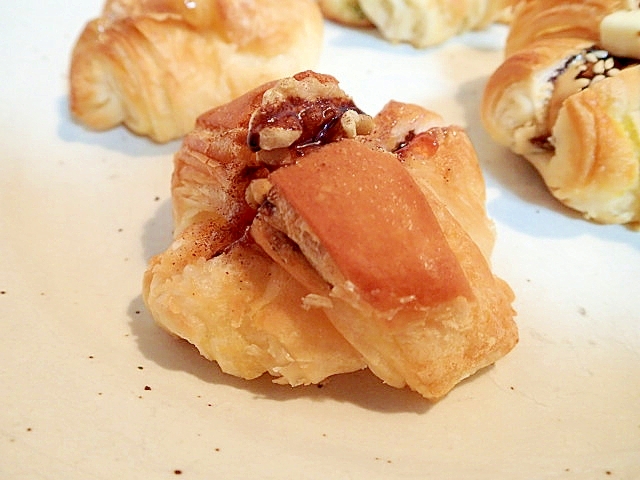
143, 71, 517, 400
319, 0, 517, 47
482, 0, 640, 226
69, 0, 323, 142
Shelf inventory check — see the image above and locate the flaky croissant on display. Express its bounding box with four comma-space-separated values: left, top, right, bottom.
319, 0, 517, 47
69, 0, 323, 143
482, 0, 640, 226
143, 71, 517, 400
504, 0, 638, 57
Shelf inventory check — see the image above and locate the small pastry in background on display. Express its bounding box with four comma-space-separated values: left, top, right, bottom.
320, 0, 517, 48
69, 0, 324, 142
482, 0, 640, 227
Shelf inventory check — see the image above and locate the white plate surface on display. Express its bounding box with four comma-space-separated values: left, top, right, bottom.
1, 2, 639, 479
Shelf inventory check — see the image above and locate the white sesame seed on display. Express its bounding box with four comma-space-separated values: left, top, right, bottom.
575, 78, 590, 89
593, 60, 606, 74
604, 57, 615, 70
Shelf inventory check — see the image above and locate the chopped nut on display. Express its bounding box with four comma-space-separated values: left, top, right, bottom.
245, 178, 273, 209
255, 127, 302, 151
247, 71, 370, 158
340, 109, 374, 138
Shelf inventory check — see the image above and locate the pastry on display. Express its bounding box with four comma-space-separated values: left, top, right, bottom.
320, 0, 517, 48
69, 0, 323, 143
319, 0, 373, 28
143, 71, 518, 400
482, 1, 640, 226
504, 0, 636, 57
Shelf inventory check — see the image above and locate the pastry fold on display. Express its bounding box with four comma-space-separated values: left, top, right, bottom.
69, 0, 323, 142
143, 71, 517, 400
482, 0, 640, 226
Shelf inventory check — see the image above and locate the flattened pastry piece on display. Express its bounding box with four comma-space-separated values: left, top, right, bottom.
143, 71, 517, 400
69, 0, 323, 142
255, 139, 515, 399
482, 1, 640, 226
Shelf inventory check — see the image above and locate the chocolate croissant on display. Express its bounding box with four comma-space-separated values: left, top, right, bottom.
319, 0, 516, 47
69, 0, 323, 143
482, 0, 640, 226
143, 71, 517, 400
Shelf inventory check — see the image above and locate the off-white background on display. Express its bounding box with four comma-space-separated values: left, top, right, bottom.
1, 1, 639, 478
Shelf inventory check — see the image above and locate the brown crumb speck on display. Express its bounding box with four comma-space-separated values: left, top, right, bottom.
174, 469, 182, 475
0, 291, 6, 295
144, 385, 151, 391
137, 366, 144, 370
154, 196, 160, 201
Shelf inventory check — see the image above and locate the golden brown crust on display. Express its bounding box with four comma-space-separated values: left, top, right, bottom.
69, 0, 323, 142
268, 139, 473, 312
143, 71, 517, 399
399, 125, 497, 260
481, 0, 640, 226
506, 0, 634, 56
143, 236, 366, 384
